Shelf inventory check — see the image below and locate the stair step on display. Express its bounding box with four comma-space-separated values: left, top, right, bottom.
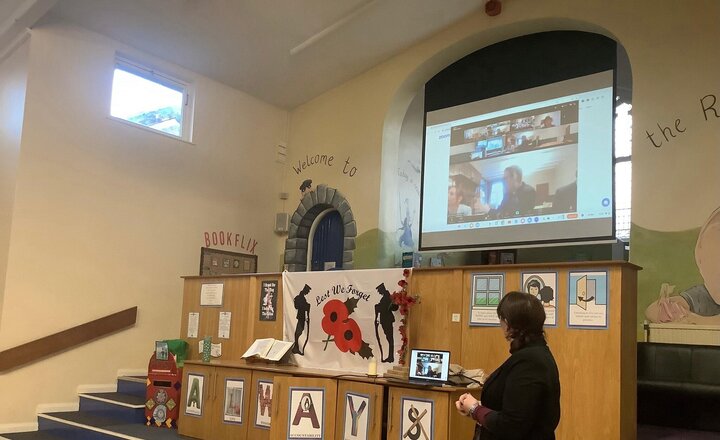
116, 377, 147, 399
79, 393, 146, 424
37, 412, 192, 440
80, 393, 146, 409
1, 431, 64, 440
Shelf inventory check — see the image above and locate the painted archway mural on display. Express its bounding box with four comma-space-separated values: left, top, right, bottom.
284, 184, 357, 271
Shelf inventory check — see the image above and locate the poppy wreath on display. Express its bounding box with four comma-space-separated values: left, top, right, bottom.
321, 298, 373, 358
391, 269, 420, 365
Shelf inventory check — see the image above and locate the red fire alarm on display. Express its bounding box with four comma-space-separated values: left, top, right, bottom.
485, 0, 502, 16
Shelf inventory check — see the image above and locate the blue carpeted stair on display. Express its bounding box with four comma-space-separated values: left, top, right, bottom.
1, 376, 193, 440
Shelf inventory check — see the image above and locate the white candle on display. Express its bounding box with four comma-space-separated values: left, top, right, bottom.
368, 358, 377, 376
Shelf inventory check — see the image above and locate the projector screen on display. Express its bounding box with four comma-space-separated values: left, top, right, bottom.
420, 71, 615, 250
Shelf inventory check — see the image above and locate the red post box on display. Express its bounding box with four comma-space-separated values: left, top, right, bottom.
145, 352, 183, 428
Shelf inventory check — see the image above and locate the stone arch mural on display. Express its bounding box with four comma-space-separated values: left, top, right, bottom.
284, 184, 356, 272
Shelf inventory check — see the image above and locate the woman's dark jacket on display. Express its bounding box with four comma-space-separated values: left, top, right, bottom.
475, 339, 560, 440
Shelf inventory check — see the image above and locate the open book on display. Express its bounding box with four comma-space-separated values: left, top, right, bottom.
241, 338, 294, 362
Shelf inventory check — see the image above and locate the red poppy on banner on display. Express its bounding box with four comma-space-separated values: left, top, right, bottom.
321, 298, 372, 357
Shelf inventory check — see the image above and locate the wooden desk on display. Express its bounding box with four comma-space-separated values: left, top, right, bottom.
177, 360, 475, 440
179, 261, 640, 439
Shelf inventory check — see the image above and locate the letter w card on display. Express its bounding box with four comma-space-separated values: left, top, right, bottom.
343, 392, 370, 440
288, 387, 325, 439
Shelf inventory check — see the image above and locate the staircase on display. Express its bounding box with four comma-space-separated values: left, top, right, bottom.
1, 376, 192, 440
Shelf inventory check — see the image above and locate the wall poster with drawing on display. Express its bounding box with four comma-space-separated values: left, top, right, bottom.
568, 271, 608, 328
470, 273, 505, 326
522, 272, 558, 326
223, 379, 244, 424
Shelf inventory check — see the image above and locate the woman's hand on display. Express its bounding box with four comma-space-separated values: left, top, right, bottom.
455, 393, 479, 416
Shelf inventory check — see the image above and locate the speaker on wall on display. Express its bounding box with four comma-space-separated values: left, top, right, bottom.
275, 213, 289, 233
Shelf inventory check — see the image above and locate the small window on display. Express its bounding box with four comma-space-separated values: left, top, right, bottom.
110, 57, 193, 141
614, 102, 632, 242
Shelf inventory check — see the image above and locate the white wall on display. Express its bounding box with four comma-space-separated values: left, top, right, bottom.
0, 38, 29, 324
0, 22, 288, 423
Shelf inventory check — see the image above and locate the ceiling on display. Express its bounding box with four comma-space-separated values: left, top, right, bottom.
16, 0, 487, 109
0, 0, 27, 19
0, 0, 56, 60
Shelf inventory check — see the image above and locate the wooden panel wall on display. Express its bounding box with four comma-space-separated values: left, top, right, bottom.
407, 268, 465, 356
180, 262, 639, 440
620, 267, 638, 440
180, 274, 283, 361
410, 262, 639, 440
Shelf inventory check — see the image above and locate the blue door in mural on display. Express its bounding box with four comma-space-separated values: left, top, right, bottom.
311, 210, 344, 271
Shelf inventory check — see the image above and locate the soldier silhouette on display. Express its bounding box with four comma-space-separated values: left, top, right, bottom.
292, 284, 311, 355
375, 283, 399, 363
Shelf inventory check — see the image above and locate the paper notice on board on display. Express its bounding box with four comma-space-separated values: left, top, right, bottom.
187, 312, 199, 338
200, 283, 224, 306
218, 311, 232, 339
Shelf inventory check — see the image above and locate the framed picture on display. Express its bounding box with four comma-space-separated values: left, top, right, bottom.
400, 397, 434, 440
500, 251, 515, 264
287, 387, 325, 439
255, 380, 274, 429
185, 374, 205, 417
259, 280, 278, 321
223, 379, 245, 424
155, 341, 169, 360
342, 392, 371, 440
521, 272, 558, 326
200, 247, 257, 276
486, 251, 499, 265
568, 270, 609, 329
469, 273, 505, 326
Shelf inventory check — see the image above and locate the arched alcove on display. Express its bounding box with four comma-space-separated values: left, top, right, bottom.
379, 25, 631, 262
284, 184, 357, 271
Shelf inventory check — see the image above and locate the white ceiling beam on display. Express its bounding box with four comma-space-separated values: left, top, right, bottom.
0, 0, 57, 62
290, 0, 379, 56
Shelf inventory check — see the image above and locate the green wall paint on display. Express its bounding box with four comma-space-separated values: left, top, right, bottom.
354, 228, 385, 269
356, 223, 708, 342
631, 223, 703, 339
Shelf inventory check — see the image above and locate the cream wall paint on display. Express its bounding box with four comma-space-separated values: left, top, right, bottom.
288, 0, 720, 242
0, 22, 287, 423
1, 0, 719, 426
0, 39, 29, 324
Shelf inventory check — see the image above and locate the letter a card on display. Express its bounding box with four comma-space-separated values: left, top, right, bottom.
401, 397, 433, 440
288, 387, 324, 439
343, 392, 370, 440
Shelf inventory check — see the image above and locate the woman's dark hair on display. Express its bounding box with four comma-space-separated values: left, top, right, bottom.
497, 291, 546, 352
526, 279, 542, 291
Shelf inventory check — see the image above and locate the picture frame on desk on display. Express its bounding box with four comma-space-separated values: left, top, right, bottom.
500, 251, 515, 264
199, 247, 257, 276
485, 250, 499, 265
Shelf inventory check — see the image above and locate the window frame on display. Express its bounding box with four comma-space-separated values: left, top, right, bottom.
613, 102, 632, 243
110, 56, 195, 142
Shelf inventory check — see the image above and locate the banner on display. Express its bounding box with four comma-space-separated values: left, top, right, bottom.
283, 269, 405, 374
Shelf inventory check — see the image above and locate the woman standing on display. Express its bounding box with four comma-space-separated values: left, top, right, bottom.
456, 291, 560, 440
